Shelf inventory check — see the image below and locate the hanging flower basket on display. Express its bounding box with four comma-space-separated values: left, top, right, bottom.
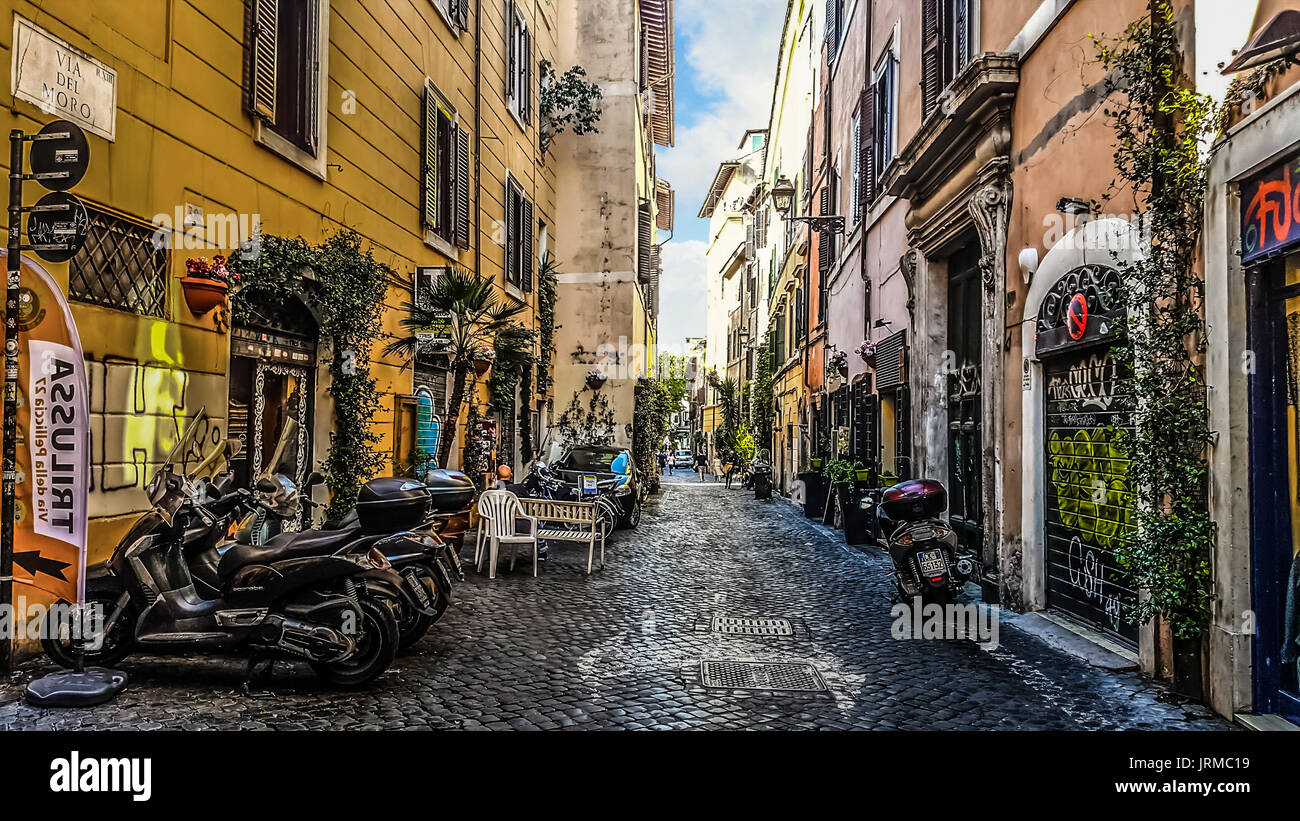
472, 344, 496, 376
829, 350, 849, 378
855, 339, 877, 364
586, 371, 608, 390
182, 256, 236, 316
472, 358, 493, 376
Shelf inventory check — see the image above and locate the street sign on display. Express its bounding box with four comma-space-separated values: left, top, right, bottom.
28, 120, 89, 191
26, 191, 88, 263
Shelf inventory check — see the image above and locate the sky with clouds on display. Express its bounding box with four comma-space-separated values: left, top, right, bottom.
655, 0, 787, 352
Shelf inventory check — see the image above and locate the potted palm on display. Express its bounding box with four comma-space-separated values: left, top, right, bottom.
385, 267, 526, 468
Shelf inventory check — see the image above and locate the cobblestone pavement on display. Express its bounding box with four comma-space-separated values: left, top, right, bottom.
0, 473, 1228, 730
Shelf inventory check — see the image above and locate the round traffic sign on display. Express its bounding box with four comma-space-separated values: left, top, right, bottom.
27, 192, 89, 263
1067, 293, 1088, 340
29, 120, 89, 192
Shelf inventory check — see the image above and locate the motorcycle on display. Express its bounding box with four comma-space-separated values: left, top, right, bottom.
751, 450, 774, 501
41, 410, 406, 688
175, 417, 458, 652
876, 479, 977, 605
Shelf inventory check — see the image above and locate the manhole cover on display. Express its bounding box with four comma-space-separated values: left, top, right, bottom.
711, 617, 795, 636
699, 660, 827, 692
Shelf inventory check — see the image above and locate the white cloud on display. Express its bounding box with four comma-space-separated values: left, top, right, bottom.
656, 239, 707, 349
655, 0, 786, 345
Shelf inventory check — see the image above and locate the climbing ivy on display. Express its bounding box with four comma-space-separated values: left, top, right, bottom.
536, 253, 560, 402
229, 228, 389, 521
1093, 3, 1215, 639
750, 340, 774, 453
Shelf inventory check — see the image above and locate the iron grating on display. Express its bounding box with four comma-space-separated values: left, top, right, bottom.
699, 660, 827, 692
710, 617, 794, 636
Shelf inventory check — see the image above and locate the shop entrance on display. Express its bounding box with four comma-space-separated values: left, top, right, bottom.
228, 298, 318, 522
1246, 256, 1300, 722
946, 242, 984, 562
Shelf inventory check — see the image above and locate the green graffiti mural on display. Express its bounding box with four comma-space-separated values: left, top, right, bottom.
1047, 426, 1133, 551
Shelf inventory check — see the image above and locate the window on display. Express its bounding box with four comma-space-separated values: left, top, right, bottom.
850, 110, 862, 225
921, 0, 975, 116
245, 0, 325, 158
638, 200, 656, 285
873, 51, 897, 188
504, 175, 534, 291
505, 1, 532, 127
68, 206, 168, 317
431, 0, 470, 31
825, 0, 845, 62
423, 84, 472, 249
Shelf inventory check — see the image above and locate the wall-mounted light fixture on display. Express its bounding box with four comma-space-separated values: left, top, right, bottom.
1018, 247, 1039, 285
771, 176, 846, 234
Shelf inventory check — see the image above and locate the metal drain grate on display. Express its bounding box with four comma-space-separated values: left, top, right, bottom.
711, 617, 795, 636
699, 660, 828, 692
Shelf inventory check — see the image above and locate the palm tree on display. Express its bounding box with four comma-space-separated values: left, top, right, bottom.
385, 267, 526, 467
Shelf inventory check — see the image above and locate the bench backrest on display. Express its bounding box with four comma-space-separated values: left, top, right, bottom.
518, 498, 597, 526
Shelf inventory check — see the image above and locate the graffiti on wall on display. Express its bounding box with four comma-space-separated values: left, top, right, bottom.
85, 355, 225, 519
1043, 349, 1139, 642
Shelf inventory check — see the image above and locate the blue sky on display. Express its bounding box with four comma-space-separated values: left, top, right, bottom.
655, 0, 786, 351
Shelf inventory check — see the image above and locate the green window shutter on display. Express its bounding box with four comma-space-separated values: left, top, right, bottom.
423, 87, 438, 230
246, 0, 279, 123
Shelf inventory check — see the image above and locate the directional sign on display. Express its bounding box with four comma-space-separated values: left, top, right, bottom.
28, 120, 89, 191
27, 191, 89, 263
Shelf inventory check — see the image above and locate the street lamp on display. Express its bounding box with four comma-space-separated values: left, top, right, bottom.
770, 175, 845, 235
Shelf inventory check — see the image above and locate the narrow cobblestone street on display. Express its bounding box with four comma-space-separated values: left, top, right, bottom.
0, 476, 1229, 730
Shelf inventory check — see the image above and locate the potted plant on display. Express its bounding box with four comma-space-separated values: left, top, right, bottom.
798, 460, 828, 519
829, 350, 849, 378
585, 369, 608, 391
182, 255, 237, 315
855, 339, 877, 364
471, 344, 496, 376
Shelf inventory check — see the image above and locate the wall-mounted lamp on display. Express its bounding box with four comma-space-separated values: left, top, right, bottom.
1018, 247, 1039, 285
1055, 197, 1093, 216
771, 175, 846, 234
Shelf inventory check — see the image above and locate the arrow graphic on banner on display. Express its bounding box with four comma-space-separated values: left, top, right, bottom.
13, 550, 72, 581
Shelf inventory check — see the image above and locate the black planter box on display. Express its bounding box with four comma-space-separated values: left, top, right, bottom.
798, 472, 827, 519
843, 487, 882, 546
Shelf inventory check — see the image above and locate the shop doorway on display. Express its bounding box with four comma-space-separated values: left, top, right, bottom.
1246, 257, 1300, 722
228, 298, 318, 518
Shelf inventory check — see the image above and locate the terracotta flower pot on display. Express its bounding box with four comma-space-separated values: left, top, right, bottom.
472, 358, 492, 376
181, 276, 229, 316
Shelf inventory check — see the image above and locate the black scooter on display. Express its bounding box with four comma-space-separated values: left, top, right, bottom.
877, 479, 977, 605
751, 453, 774, 500
42, 411, 406, 688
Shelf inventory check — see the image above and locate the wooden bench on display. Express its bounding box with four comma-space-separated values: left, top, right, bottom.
516, 498, 605, 574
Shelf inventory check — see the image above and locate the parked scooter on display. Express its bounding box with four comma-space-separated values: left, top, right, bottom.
512, 461, 621, 540
41, 410, 407, 688
751, 450, 774, 500
876, 479, 977, 605
179, 419, 460, 652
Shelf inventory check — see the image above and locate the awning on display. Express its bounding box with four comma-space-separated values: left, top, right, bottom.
1222, 9, 1300, 74
699, 162, 740, 218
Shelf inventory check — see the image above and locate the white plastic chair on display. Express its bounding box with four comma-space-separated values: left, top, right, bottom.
475, 490, 540, 578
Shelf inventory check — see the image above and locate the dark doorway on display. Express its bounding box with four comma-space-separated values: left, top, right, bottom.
946, 241, 984, 563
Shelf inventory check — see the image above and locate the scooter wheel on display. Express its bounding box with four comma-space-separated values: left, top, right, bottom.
310, 596, 400, 688
397, 576, 451, 651
41, 590, 135, 670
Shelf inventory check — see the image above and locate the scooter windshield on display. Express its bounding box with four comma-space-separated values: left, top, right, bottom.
148, 409, 222, 523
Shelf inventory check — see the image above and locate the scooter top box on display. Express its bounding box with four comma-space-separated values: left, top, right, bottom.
356, 477, 433, 533
422, 468, 475, 513
878, 479, 947, 521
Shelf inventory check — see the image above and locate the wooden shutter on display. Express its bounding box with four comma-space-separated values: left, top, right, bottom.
825, 0, 839, 61
954, 0, 970, 72
521, 198, 534, 291
506, 180, 517, 285
859, 84, 876, 211
921, 0, 942, 116
745, 219, 755, 261
246, 0, 278, 123
422, 87, 438, 230
756, 209, 767, 249
454, 0, 469, 29
638, 202, 653, 284
506, 1, 517, 100
303, 0, 320, 153
818, 187, 831, 273
455, 126, 472, 248
523, 26, 533, 124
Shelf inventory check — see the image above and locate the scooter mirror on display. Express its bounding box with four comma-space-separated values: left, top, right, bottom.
306, 471, 326, 487
255, 477, 279, 494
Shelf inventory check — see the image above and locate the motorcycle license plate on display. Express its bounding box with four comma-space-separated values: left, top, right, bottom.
918, 549, 946, 576
404, 568, 433, 609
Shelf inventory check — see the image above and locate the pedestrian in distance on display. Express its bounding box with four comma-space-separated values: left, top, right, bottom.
694, 451, 708, 482
658, 450, 669, 476
723, 458, 735, 490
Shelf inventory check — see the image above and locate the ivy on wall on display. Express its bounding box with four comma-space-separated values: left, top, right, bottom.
229, 229, 390, 520
1093, 2, 1215, 639
536, 253, 560, 402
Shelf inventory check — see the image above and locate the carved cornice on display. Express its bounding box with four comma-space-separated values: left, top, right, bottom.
883, 54, 1019, 206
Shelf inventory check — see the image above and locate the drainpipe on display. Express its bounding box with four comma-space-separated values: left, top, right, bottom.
474, 0, 483, 282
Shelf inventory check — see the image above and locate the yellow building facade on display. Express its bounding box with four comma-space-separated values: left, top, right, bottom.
0, 0, 559, 656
